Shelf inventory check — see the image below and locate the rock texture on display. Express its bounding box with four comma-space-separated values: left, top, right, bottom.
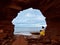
0, 0, 60, 45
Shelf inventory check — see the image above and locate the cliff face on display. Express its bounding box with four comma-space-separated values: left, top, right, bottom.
0, 0, 60, 44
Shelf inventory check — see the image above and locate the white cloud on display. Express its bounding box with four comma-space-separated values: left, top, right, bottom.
12, 8, 47, 27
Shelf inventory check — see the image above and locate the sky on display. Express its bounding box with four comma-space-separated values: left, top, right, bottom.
12, 8, 47, 27
12, 8, 47, 34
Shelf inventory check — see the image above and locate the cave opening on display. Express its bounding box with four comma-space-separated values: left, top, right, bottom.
12, 7, 47, 36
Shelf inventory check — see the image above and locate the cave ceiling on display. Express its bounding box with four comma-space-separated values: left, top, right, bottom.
0, 0, 60, 22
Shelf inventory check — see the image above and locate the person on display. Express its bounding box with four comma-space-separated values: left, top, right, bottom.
40, 26, 45, 36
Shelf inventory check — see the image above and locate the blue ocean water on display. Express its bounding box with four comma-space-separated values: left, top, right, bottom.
14, 27, 42, 33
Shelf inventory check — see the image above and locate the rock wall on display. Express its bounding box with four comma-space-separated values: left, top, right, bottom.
0, 0, 60, 44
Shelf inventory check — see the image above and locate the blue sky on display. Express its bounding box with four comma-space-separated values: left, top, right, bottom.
12, 8, 47, 27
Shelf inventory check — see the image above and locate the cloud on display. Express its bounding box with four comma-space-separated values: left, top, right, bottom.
12, 8, 47, 27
